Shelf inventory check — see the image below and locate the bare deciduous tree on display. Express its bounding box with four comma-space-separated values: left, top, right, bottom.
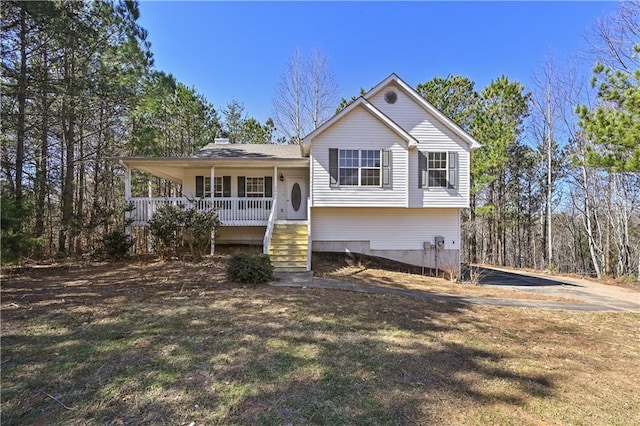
272, 46, 338, 143
585, 0, 639, 73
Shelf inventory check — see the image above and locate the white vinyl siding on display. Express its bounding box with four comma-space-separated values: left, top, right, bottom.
183, 167, 274, 198
311, 207, 460, 251
369, 84, 470, 208
310, 106, 407, 207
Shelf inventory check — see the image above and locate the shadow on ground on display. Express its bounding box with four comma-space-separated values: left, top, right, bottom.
0, 261, 568, 425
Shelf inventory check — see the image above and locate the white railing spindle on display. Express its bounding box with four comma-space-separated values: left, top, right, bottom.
129, 197, 273, 226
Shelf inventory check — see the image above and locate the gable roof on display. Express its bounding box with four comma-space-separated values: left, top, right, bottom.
367, 73, 482, 150
301, 97, 419, 156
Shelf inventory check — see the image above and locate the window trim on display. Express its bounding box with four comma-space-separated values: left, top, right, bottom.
338, 149, 382, 187
418, 150, 458, 190
245, 176, 266, 198
204, 176, 212, 197
213, 176, 222, 198
428, 152, 448, 188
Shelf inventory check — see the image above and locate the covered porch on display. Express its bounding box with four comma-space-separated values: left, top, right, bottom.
119, 143, 311, 269
127, 197, 274, 227
120, 144, 310, 229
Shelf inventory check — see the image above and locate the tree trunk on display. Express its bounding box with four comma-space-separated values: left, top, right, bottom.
59, 50, 76, 254
34, 49, 49, 253
14, 6, 27, 216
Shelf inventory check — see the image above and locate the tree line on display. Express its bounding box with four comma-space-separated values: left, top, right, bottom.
1, 0, 276, 261
2, 0, 638, 281
412, 1, 639, 279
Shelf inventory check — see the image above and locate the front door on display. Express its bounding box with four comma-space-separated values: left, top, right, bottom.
286, 177, 306, 220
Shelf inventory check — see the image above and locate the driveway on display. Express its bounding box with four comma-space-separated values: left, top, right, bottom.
475, 266, 640, 312
274, 268, 640, 313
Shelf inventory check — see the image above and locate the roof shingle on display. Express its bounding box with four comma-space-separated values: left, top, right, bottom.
195, 143, 303, 159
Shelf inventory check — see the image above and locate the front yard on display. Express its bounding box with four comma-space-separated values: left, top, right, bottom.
2, 258, 639, 425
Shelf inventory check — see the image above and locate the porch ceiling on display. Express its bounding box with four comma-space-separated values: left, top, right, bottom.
132, 165, 184, 183
120, 157, 310, 183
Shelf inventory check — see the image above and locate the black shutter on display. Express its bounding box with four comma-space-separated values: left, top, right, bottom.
237, 176, 245, 197
382, 150, 392, 188
265, 176, 273, 197
264, 176, 273, 210
237, 176, 245, 210
418, 151, 428, 189
196, 176, 204, 197
448, 151, 458, 189
222, 176, 231, 197
329, 148, 338, 187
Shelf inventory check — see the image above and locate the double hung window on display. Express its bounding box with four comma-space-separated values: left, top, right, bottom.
195, 176, 212, 197
418, 150, 458, 189
213, 176, 222, 198
245, 177, 265, 197
428, 152, 448, 187
338, 149, 381, 186
196, 175, 231, 198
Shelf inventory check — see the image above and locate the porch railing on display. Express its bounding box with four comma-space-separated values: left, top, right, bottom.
128, 197, 274, 226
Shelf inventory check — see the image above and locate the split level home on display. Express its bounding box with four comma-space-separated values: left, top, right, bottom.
119, 73, 482, 273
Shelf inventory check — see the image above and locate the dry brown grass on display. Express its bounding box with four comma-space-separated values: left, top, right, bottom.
2, 257, 639, 425
313, 252, 579, 302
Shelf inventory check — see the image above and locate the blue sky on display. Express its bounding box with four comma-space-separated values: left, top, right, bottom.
137, 1, 618, 123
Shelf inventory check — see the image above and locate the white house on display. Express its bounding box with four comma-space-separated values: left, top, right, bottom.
120, 74, 481, 273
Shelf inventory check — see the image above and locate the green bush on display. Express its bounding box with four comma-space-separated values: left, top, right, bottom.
148, 204, 183, 258
100, 229, 133, 260
148, 201, 220, 261
1, 193, 41, 263
227, 252, 274, 284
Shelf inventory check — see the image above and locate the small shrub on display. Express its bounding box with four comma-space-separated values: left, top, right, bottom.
0, 194, 41, 263
100, 229, 133, 260
148, 204, 184, 258
227, 252, 274, 284
148, 201, 220, 261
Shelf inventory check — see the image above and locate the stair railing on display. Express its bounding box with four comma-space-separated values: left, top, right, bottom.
306, 196, 312, 271
263, 198, 277, 255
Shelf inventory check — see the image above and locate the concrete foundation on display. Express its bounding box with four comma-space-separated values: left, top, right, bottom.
312, 240, 460, 277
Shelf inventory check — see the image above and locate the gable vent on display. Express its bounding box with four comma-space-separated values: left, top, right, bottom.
384, 90, 397, 104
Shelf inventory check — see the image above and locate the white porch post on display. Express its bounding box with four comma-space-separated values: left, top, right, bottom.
124, 165, 131, 200
273, 165, 278, 204
123, 162, 132, 235
210, 166, 215, 255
